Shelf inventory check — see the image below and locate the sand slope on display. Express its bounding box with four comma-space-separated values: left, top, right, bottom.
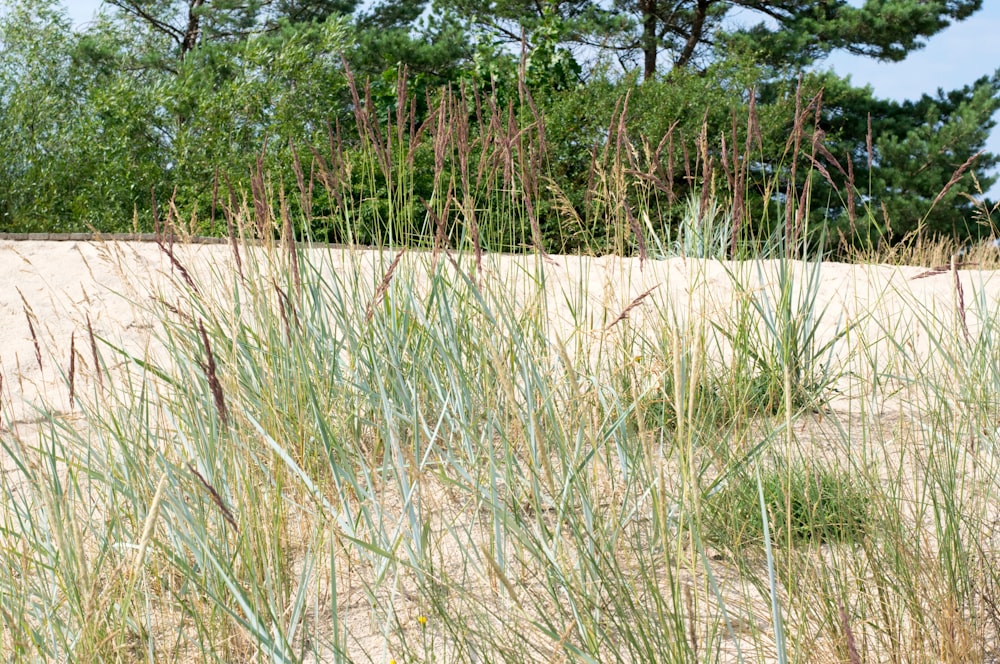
3, 239, 998, 424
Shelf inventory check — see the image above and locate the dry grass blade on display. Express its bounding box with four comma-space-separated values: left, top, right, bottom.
747, 87, 761, 150
151, 187, 161, 240
17, 287, 42, 370
866, 113, 874, 170
805, 152, 838, 192
952, 255, 970, 343
732, 91, 758, 256
24, 312, 42, 371
365, 249, 405, 323
518, 139, 553, 262
784, 180, 795, 245
132, 475, 169, 579
840, 605, 861, 664
164, 187, 180, 245
222, 174, 246, 283
605, 284, 659, 331
289, 141, 312, 224
68, 331, 76, 407
810, 129, 847, 177
697, 118, 712, 226
188, 463, 238, 533
910, 262, 978, 280
455, 85, 483, 278
250, 138, 271, 237
362, 80, 391, 178
846, 155, 857, 236
280, 189, 301, 297
480, 544, 523, 610
156, 240, 199, 294
197, 320, 228, 430
156, 297, 195, 324
928, 150, 984, 213
421, 194, 453, 263
86, 314, 102, 389
314, 121, 347, 214
720, 130, 733, 193
273, 279, 300, 342
623, 167, 675, 194
686, 586, 698, 660
653, 120, 678, 199
431, 90, 449, 197
626, 205, 648, 268
210, 167, 220, 228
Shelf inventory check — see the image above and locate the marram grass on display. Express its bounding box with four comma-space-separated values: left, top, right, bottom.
1, 229, 1000, 662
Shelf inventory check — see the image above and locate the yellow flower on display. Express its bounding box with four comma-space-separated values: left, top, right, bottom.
418, 615, 427, 627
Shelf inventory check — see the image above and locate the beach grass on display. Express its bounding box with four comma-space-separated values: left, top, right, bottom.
1, 71, 1000, 662
0, 219, 999, 662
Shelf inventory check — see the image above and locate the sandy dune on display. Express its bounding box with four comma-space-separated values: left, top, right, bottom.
2, 238, 996, 423
3, 238, 1000, 661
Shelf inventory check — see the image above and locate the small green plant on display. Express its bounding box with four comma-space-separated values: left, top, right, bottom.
716, 237, 849, 417
704, 455, 873, 551
667, 192, 734, 259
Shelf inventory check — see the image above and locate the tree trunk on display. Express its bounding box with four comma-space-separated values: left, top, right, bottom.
641, 0, 657, 80
180, 0, 206, 58
675, 0, 709, 69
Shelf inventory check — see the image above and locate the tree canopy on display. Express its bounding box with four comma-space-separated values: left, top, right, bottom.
0, 0, 995, 247
437, 0, 984, 78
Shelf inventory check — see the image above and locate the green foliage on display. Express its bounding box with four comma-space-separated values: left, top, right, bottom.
272, 0, 359, 24
461, 8, 584, 109
164, 16, 352, 224
443, 0, 984, 78
780, 68, 1000, 241
720, 0, 982, 69
538, 56, 999, 249
350, 0, 468, 85
705, 456, 874, 550
0, 0, 996, 248
0, 0, 354, 233
0, 0, 163, 230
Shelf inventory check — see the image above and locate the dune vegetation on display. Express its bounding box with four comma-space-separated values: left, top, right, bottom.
3, 2, 1000, 660
2, 80, 1000, 661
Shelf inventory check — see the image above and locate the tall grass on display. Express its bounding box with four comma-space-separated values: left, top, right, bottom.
2, 71, 1000, 663
3, 212, 1000, 661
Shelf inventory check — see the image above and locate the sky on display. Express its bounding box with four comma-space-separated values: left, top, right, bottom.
50, 1, 1000, 198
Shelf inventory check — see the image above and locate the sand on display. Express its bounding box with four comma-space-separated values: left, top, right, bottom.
3, 238, 1000, 661
3, 238, 996, 423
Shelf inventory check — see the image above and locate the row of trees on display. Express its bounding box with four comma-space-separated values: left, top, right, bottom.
0, 0, 997, 246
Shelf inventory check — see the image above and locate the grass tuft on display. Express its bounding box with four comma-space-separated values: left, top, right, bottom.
704, 456, 874, 550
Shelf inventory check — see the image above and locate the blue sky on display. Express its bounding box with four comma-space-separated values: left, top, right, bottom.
821, 3, 1000, 198
56, 0, 1000, 197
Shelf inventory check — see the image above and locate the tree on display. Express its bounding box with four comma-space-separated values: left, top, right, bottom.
0, 0, 357, 232
0, 0, 79, 228
1, 0, 994, 245
714, 66, 998, 241
104, 0, 264, 64
0, 0, 168, 230
846, 72, 999, 238
349, 0, 468, 83
270, 0, 358, 25
439, 1, 984, 80
432, 0, 997, 242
